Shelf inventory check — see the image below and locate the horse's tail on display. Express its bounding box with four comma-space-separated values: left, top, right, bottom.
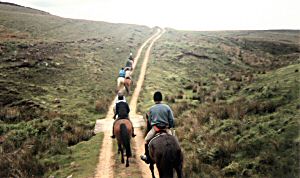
124, 83, 129, 94
120, 123, 132, 157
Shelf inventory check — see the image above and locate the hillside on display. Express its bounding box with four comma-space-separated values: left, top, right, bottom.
138, 29, 300, 177
0, 3, 153, 177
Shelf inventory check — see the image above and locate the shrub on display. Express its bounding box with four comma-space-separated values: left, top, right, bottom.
95, 99, 109, 113
176, 90, 184, 99
184, 84, 194, 90
0, 107, 21, 122
227, 101, 248, 120
165, 95, 175, 103
172, 101, 190, 117
210, 103, 229, 120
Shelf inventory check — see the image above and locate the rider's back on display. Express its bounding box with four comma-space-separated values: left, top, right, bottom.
149, 103, 174, 127
116, 101, 130, 118
119, 69, 126, 77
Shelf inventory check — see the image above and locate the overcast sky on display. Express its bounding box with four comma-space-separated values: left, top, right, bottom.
4, 0, 300, 30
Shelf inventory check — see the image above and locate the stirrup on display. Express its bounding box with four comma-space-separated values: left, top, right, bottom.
140, 155, 150, 164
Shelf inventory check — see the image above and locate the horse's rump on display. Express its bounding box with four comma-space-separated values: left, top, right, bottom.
148, 133, 184, 178
149, 134, 183, 166
117, 77, 125, 87
124, 78, 132, 87
114, 119, 133, 166
117, 77, 125, 93
125, 70, 131, 78
113, 119, 133, 142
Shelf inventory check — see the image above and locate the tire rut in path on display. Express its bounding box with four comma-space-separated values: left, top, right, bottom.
130, 29, 165, 178
94, 28, 163, 178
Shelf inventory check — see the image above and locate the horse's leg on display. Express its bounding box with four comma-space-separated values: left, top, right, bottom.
118, 143, 121, 154
150, 163, 155, 178
121, 147, 124, 164
175, 163, 183, 178
116, 78, 120, 93
125, 83, 129, 94
125, 155, 129, 167
157, 161, 173, 178
118, 144, 124, 163
175, 150, 184, 178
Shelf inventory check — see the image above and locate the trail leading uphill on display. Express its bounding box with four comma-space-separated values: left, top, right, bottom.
130, 29, 165, 178
94, 28, 164, 178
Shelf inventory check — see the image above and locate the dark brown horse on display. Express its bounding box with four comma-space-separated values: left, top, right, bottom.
146, 123, 184, 177
113, 119, 133, 167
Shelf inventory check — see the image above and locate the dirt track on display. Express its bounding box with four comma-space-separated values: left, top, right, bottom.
94, 28, 164, 178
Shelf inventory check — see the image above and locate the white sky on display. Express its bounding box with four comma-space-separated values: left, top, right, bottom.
4, 0, 300, 30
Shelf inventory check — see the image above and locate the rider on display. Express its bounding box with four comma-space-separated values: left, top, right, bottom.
128, 52, 134, 61
111, 94, 136, 138
119, 67, 126, 78
125, 53, 134, 71
140, 91, 175, 164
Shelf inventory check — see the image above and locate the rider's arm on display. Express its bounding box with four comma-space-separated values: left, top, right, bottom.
168, 107, 175, 128
115, 103, 119, 116
127, 103, 130, 114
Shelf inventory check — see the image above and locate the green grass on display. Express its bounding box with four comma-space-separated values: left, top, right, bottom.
0, 3, 152, 177
45, 133, 104, 178
138, 29, 300, 177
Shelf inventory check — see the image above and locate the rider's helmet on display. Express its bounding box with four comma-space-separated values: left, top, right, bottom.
117, 92, 126, 101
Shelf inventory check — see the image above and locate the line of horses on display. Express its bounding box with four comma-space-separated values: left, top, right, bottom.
113, 55, 183, 178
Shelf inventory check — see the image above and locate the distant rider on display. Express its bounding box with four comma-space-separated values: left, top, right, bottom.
125, 53, 134, 71
119, 67, 126, 78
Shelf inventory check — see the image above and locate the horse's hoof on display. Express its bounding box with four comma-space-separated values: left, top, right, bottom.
126, 163, 129, 167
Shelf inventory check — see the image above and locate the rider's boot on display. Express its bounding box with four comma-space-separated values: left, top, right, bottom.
111, 124, 115, 139
140, 143, 150, 164
132, 126, 136, 137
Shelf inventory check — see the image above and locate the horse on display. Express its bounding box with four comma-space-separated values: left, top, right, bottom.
117, 77, 126, 95
124, 70, 133, 94
146, 122, 184, 178
124, 77, 133, 94
113, 118, 133, 167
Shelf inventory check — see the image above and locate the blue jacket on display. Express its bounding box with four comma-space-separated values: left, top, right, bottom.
119, 69, 125, 77
148, 103, 174, 128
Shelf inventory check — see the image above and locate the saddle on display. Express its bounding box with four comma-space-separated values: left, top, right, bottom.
149, 132, 167, 147
115, 117, 129, 121
153, 124, 168, 132
148, 125, 170, 146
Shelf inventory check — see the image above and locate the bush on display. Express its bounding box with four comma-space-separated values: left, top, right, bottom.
210, 103, 229, 120
0, 139, 45, 177
172, 102, 190, 117
95, 99, 109, 113
176, 90, 184, 99
165, 95, 175, 103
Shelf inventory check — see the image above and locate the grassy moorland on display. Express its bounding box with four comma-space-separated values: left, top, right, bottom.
138, 29, 300, 177
0, 2, 153, 177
